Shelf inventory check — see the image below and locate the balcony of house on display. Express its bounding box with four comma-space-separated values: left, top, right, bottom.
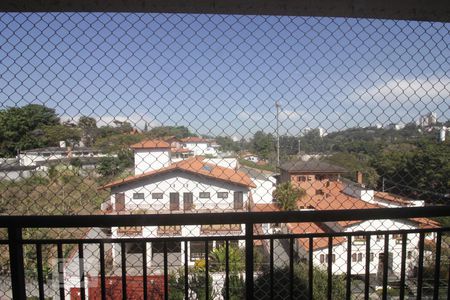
1, 206, 449, 300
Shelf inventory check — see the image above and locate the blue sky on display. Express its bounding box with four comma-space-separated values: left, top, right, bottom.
0, 13, 449, 138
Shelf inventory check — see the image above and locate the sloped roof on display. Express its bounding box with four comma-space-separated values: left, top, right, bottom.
130, 140, 170, 149
100, 156, 255, 189
374, 191, 415, 206
279, 160, 347, 173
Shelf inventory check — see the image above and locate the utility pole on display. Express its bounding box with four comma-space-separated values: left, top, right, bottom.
382, 177, 385, 192
275, 100, 281, 167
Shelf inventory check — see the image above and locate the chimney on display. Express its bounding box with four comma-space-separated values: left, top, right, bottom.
356, 171, 363, 185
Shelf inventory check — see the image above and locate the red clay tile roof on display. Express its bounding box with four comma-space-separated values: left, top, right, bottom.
100, 156, 255, 189
374, 191, 414, 206
130, 140, 170, 149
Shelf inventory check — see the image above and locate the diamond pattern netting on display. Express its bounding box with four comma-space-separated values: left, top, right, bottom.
0, 12, 448, 299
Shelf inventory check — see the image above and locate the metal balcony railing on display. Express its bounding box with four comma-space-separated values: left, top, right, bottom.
1, 206, 449, 300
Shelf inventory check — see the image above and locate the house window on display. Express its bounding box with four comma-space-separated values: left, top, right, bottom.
152, 193, 163, 199
170, 193, 180, 210
370, 253, 374, 262
315, 189, 324, 195
217, 192, 229, 199
115, 193, 125, 212
233, 192, 244, 209
297, 176, 307, 182
190, 241, 213, 261
377, 235, 384, 240
407, 251, 412, 259
320, 254, 325, 264
152, 241, 181, 254
125, 242, 144, 254
133, 193, 144, 199
183, 193, 193, 211
392, 234, 402, 240
357, 253, 363, 262
354, 235, 365, 243
326, 254, 336, 263
199, 192, 210, 198
352, 253, 357, 262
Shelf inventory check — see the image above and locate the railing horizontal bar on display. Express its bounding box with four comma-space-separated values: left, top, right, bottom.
0, 0, 448, 23
0, 207, 448, 228
19, 227, 450, 244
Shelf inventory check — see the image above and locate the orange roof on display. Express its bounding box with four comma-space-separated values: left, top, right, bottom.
130, 140, 170, 149
374, 191, 414, 206
180, 136, 210, 143
100, 156, 255, 189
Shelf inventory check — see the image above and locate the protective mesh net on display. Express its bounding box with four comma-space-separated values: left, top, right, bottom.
0, 12, 448, 299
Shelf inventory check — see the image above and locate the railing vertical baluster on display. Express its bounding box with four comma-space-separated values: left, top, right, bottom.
57, 243, 65, 300
205, 240, 209, 298
225, 240, 230, 300
433, 232, 442, 300
346, 236, 351, 300
399, 234, 407, 300
289, 237, 294, 300
382, 234, 389, 300
327, 236, 332, 300
78, 242, 86, 300
184, 240, 189, 300
36, 243, 45, 300
245, 223, 254, 300
8, 226, 26, 300
164, 241, 169, 300
308, 238, 313, 300
270, 238, 274, 300
121, 242, 127, 300
447, 257, 450, 300
417, 233, 425, 300
99, 242, 106, 300
142, 242, 148, 300
364, 235, 370, 300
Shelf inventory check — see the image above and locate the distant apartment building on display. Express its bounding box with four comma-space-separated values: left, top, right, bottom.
417, 112, 438, 127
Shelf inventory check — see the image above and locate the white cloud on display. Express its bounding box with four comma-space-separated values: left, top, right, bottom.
353, 76, 450, 105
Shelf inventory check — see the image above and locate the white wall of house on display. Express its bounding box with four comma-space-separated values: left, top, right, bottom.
311, 219, 425, 276
183, 142, 217, 156
203, 158, 237, 169
134, 149, 171, 175
251, 176, 276, 204
111, 170, 249, 212
20, 152, 66, 166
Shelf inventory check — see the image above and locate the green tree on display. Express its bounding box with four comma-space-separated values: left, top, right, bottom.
254, 264, 346, 300
216, 136, 240, 152
325, 152, 379, 187
273, 182, 306, 211
41, 124, 81, 146
251, 131, 275, 160
222, 273, 245, 300
210, 244, 244, 272
96, 157, 122, 177
0, 104, 60, 156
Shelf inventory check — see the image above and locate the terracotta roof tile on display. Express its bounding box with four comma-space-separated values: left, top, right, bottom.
130, 140, 170, 149
100, 156, 255, 189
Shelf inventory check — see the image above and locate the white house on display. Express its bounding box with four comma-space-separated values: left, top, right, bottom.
180, 137, 218, 157
257, 160, 441, 280
100, 139, 256, 268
